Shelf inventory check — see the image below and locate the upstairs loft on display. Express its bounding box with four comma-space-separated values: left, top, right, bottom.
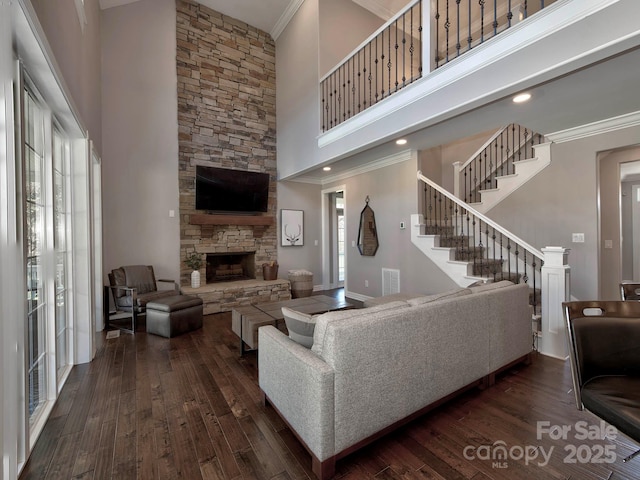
277, 0, 640, 181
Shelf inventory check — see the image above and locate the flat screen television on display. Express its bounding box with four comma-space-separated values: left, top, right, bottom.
195, 165, 270, 213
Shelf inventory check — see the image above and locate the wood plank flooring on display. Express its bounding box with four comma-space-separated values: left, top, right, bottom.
20, 304, 640, 479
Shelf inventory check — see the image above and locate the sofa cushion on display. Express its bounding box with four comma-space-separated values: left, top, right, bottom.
282, 307, 318, 348
469, 280, 514, 294
311, 300, 410, 357
407, 287, 472, 306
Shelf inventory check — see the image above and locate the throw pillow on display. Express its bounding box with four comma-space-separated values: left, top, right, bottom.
281, 306, 317, 348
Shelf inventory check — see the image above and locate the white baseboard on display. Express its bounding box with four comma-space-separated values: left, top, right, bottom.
344, 290, 373, 303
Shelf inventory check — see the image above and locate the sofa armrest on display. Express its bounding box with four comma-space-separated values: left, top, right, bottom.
157, 278, 179, 291
258, 326, 335, 462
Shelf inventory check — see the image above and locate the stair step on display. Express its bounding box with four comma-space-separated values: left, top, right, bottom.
454, 246, 485, 261
438, 236, 469, 247
471, 259, 503, 276
423, 225, 454, 235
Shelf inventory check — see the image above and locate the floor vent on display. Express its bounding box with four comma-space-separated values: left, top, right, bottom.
382, 268, 400, 296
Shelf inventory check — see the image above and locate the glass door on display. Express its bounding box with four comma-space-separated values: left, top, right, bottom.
24, 89, 47, 421
53, 129, 69, 381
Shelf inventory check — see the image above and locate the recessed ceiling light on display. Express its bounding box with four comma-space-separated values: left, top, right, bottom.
396, 138, 408, 145
513, 92, 532, 103
323, 166, 331, 171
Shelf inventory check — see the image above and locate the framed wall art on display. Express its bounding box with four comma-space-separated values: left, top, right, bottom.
281, 209, 304, 246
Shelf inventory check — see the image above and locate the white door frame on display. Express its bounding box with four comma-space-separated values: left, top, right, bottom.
321, 184, 346, 291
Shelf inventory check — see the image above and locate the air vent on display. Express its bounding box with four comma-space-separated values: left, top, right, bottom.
382, 268, 400, 296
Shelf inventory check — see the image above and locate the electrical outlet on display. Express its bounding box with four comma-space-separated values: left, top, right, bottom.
400, 221, 406, 229
365, 280, 369, 287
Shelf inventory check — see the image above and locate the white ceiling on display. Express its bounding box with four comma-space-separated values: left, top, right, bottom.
98, 0, 403, 39
98, 0, 299, 38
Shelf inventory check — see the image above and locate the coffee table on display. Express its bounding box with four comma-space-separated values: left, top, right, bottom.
231, 295, 354, 355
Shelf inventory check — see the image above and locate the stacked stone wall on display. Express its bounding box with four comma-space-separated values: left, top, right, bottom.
176, 0, 277, 286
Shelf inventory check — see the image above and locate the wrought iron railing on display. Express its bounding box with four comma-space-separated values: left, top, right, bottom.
434, 0, 557, 68
320, 1, 557, 132
456, 123, 545, 204
320, 0, 423, 132
418, 171, 543, 311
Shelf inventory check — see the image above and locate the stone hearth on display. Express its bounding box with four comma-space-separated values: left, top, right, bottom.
182, 279, 291, 315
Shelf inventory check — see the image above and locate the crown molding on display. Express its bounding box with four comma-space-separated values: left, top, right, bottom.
546, 111, 640, 144
271, 0, 304, 40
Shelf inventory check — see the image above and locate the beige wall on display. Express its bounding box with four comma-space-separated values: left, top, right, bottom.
318, 0, 383, 77
276, 0, 321, 178
326, 157, 457, 298
30, 0, 102, 152
488, 126, 640, 301
277, 181, 324, 284
101, 0, 180, 282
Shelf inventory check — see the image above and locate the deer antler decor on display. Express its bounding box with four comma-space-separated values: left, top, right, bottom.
281, 209, 304, 246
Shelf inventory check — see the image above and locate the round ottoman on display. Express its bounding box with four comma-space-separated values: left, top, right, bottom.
288, 269, 313, 298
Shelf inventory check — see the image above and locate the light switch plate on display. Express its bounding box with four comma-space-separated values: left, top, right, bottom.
572, 233, 584, 243
604, 239, 613, 249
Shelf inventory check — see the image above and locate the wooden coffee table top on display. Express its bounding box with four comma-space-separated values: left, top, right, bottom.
254, 295, 353, 320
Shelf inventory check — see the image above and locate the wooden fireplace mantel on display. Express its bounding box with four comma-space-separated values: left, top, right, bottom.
190, 214, 274, 226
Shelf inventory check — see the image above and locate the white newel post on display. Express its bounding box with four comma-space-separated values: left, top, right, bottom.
452, 161, 461, 198
540, 247, 570, 359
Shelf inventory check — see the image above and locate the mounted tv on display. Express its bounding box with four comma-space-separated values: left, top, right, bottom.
195, 165, 270, 214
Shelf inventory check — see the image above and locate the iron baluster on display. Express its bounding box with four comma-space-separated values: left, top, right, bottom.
456, 0, 461, 58
435, 0, 441, 67
480, 0, 485, 44
445, 0, 450, 64
395, 20, 399, 92
467, 0, 472, 51
493, 0, 498, 36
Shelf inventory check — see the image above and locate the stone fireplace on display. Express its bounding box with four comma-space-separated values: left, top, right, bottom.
175, 0, 287, 313
206, 252, 256, 284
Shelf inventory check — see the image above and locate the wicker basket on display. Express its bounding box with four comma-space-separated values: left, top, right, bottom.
288, 270, 313, 298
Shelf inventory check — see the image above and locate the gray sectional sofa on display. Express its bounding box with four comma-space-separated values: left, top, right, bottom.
258, 281, 533, 479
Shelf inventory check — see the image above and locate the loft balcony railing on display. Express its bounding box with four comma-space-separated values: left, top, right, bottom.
434, 0, 555, 67
320, 0, 423, 132
320, 0, 556, 132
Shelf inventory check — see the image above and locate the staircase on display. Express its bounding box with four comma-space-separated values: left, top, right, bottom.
453, 124, 551, 214
412, 172, 545, 334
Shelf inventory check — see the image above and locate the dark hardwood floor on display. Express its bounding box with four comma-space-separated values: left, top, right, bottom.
20, 293, 640, 479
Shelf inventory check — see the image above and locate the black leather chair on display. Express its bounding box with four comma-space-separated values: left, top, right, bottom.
564, 300, 640, 462
621, 282, 640, 301
105, 265, 179, 333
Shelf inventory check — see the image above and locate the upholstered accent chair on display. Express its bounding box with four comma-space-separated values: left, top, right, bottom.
564, 300, 640, 462
106, 265, 179, 333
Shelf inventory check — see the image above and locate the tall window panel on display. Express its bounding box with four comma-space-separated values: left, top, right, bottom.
24, 89, 47, 420
53, 129, 69, 380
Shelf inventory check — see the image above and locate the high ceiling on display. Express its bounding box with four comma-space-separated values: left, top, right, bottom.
98, 0, 405, 39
